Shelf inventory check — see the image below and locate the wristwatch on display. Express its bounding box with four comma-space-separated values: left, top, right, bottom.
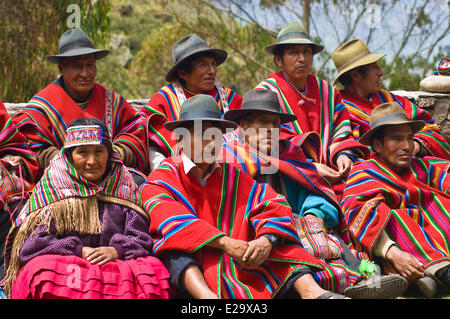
261, 234, 278, 247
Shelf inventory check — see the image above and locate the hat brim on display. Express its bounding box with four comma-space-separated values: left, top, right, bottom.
359, 120, 425, 146
163, 118, 237, 132
165, 48, 228, 82
224, 108, 297, 125
265, 39, 324, 55
46, 48, 110, 64
333, 53, 386, 86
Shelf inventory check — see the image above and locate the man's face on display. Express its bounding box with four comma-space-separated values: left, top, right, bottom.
59, 54, 97, 99
275, 44, 313, 84
352, 62, 384, 97
178, 55, 217, 93
178, 121, 223, 164
240, 112, 280, 155
372, 124, 414, 174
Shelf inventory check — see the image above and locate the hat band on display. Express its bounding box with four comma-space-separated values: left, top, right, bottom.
337, 49, 371, 73
371, 112, 409, 129
179, 110, 221, 121
277, 31, 310, 43
59, 39, 95, 55
175, 42, 210, 64
241, 100, 280, 113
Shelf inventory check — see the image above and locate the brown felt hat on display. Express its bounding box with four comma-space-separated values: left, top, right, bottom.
359, 102, 425, 146
331, 38, 386, 86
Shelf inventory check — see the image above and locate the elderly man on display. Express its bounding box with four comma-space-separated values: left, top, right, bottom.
139, 33, 242, 170
12, 28, 149, 180
341, 102, 450, 297
253, 22, 368, 197
141, 94, 348, 299
332, 38, 450, 160
222, 89, 408, 298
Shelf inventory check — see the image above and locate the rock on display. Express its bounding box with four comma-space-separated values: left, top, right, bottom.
420, 75, 450, 93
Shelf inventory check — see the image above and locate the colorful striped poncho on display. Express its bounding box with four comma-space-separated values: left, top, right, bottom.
341, 89, 450, 160
12, 82, 149, 175
219, 139, 364, 292
341, 154, 450, 272
141, 157, 325, 298
139, 83, 242, 154
0, 100, 38, 184
255, 72, 368, 167
219, 137, 339, 211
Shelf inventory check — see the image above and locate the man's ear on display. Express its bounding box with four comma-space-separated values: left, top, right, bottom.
372, 138, 382, 154
58, 63, 64, 75
177, 68, 187, 82
349, 69, 361, 83
274, 55, 284, 69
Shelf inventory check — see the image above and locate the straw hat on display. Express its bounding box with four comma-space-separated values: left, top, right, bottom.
165, 34, 227, 82
265, 22, 324, 55
331, 38, 386, 86
46, 28, 110, 64
224, 89, 297, 124
359, 102, 424, 146
164, 94, 237, 132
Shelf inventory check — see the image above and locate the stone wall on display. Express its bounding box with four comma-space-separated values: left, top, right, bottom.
4, 91, 450, 143
391, 91, 450, 143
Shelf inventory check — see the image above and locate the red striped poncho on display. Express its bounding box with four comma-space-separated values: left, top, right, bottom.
219, 136, 340, 210
12, 82, 149, 175
139, 83, 242, 154
255, 72, 368, 167
141, 157, 325, 298
341, 154, 450, 270
0, 100, 38, 183
341, 89, 450, 160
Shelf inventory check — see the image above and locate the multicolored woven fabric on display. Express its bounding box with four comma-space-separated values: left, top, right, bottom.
341, 154, 450, 269
0, 100, 38, 182
65, 125, 109, 149
140, 83, 242, 122
220, 139, 364, 292
12, 83, 148, 172
341, 89, 450, 160
138, 83, 242, 155
141, 157, 325, 298
256, 72, 368, 167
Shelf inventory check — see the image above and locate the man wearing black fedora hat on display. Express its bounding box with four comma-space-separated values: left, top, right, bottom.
221, 89, 408, 299
254, 22, 368, 199
12, 28, 149, 180
342, 102, 450, 298
139, 33, 242, 170
141, 94, 349, 299
331, 38, 450, 160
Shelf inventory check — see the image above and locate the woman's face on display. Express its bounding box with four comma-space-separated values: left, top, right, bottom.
71, 144, 109, 183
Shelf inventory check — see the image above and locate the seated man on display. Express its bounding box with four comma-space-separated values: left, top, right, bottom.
222, 89, 408, 298
139, 33, 242, 170
253, 22, 368, 198
141, 94, 347, 299
341, 102, 450, 298
13, 28, 149, 180
331, 38, 450, 160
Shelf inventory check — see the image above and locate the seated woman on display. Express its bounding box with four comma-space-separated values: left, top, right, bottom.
2, 118, 171, 299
